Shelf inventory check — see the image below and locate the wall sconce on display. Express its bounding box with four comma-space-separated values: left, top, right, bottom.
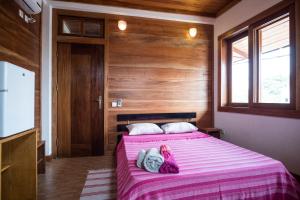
118, 20, 127, 31
189, 27, 197, 38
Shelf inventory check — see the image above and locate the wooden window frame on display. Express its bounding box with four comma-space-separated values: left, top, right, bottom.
226, 31, 249, 107
58, 15, 105, 38
59, 16, 83, 37
250, 7, 296, 110
82, 18, 105, 38
218, 0, 300, 118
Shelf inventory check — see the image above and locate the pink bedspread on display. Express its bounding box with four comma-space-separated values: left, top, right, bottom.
117, 132, 300, 200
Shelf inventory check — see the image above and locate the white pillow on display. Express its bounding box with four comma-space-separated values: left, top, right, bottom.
161, 122, 198, 134
126, 123, 163, 135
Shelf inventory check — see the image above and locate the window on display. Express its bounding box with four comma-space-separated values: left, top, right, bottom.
256, 16, 291, 104
228, 32, 249, 104
62, 18, 81, 35
83, 21, 103, 37
59, 16, 104, 38
218, 1, 298, 118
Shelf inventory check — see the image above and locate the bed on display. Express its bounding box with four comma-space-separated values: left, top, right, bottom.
116, 113, 300, 200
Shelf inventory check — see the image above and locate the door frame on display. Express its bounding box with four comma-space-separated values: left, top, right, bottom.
52, 9, 109, 158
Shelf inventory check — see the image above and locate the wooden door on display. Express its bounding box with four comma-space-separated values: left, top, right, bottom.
57, 43, 104, 157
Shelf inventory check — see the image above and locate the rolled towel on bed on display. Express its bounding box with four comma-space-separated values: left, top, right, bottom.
143, 148, 164, 173
136, 149, 146, 168
159, 145, 179, 174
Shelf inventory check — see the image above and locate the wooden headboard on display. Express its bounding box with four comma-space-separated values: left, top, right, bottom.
116, 112, 196, 132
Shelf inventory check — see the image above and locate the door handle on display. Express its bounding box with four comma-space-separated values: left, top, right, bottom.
96, 96, 102, 109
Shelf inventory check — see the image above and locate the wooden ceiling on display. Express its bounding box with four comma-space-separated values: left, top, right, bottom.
53, 0, 241, 17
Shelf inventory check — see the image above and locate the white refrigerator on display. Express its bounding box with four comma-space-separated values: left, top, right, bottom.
0, 61, 35, 137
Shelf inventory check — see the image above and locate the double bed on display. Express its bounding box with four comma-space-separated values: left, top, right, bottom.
116, 113, 300, 200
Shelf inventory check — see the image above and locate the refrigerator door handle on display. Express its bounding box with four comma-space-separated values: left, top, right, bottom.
0, 89, 8, 92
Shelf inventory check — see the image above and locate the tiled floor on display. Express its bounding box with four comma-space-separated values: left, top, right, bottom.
38, 156, 115, 200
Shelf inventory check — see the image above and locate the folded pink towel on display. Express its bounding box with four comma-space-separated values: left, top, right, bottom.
159, 145, 179, 174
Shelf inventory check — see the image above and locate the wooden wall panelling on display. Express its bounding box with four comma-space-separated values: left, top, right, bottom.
0, 0, 41, 139
107, 16, 213, 153
52, 10, 214, 155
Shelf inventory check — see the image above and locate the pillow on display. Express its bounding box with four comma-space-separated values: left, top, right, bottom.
126, 123, 164, 135
161, 122, 198, 134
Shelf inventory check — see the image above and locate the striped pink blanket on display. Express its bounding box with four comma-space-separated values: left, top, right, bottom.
116, 132, 300, 200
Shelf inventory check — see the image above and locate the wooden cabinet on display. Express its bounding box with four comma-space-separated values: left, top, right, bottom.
37, 140, 45, 174
0, 129, 37, 200
199, 128, 223, 139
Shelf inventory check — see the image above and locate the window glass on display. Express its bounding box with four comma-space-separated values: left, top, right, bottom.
83, 21, 104, 37
258, 16, 290, 103
62, 19, 81, 35
231, 36, 249, 103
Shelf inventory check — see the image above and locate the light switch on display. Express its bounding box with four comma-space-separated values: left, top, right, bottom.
112, 101, 117, 108
112, 99, 123, 108
117, 99, 123, 107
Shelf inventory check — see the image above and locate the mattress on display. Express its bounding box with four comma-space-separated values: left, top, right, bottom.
117, 132, 300, 200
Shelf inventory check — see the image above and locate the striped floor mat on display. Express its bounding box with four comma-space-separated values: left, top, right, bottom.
80, 169, 116, 200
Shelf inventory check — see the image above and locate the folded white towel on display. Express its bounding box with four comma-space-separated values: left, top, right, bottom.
143, 148, 164, 173
136, 149, 146, 168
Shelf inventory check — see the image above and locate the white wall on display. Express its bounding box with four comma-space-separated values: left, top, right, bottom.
214, 0, 300, 175
41, 0, 52, 155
